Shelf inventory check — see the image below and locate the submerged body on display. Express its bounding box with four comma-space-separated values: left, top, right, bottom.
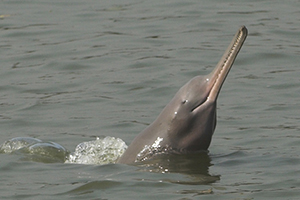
118, 26, 248, 164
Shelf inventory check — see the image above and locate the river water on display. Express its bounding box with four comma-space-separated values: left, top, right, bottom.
0, 0, 299, 199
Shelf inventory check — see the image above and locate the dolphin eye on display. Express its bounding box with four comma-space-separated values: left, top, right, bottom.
182, 100, 188, 104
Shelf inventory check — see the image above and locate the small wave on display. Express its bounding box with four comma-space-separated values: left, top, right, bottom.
0, 137, 69, 163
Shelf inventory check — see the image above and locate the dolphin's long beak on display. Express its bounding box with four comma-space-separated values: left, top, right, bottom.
207, 26, 247, 101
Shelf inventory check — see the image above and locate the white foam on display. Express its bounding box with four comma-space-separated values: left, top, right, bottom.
65, 136, 127, 165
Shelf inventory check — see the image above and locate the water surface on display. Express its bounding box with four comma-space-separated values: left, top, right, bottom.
0, 0, 300, 199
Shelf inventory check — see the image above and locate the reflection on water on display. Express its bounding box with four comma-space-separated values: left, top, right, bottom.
134, 152, 220, 184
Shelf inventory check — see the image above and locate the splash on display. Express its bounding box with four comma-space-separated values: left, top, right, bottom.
66, 136, 127, 165
0, 136, 127, 165
0, 137, 43, 153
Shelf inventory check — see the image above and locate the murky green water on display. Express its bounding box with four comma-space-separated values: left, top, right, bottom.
1, 0, 299, 199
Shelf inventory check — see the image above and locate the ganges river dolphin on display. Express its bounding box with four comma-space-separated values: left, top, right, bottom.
117, 26, 248, 164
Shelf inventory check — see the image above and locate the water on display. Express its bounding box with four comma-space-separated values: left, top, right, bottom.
1, 0, 300, 199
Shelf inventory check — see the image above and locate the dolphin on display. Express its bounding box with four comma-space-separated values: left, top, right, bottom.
117, 26, 248, 164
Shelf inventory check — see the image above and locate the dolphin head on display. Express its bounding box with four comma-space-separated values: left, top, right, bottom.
161, 26, 248, 152
163, 73, 217, 151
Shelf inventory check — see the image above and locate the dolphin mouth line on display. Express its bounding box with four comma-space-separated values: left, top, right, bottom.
192, 26, 247, 112
191, 99, 206, 112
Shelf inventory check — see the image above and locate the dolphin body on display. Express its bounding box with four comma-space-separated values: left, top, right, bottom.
117, 26, 248, 164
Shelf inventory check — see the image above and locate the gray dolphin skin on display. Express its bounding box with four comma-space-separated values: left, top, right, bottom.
117, 26, 248, 164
